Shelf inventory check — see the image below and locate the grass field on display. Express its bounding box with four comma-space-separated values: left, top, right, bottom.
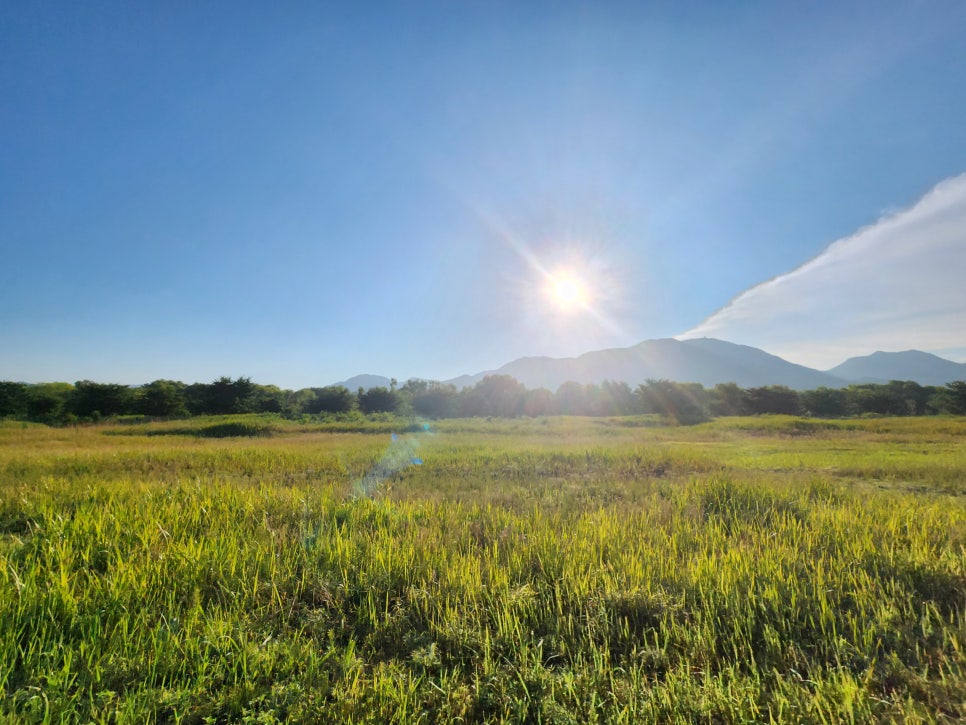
2, 415, 965, 723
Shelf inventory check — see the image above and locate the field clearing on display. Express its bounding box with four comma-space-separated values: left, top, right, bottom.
2, 415, 966, 722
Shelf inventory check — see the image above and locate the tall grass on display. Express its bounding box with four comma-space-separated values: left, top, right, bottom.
1, 416, 965, 722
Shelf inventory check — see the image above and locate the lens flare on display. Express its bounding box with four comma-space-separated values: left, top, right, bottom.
551, 275, 587, 309
352, 428, 429, 499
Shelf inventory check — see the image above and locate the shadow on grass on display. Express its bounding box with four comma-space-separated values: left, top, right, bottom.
144, 422, 276, 438
105, 418, 431, 438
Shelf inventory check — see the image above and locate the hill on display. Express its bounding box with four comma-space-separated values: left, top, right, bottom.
826, 350, 966, 386
331, 374, 392, 391
446, 338, 845, 391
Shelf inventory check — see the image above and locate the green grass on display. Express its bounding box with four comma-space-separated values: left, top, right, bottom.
2, 415, 966, 722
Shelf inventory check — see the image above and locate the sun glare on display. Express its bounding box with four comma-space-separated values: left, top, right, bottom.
550, 274, 588, 310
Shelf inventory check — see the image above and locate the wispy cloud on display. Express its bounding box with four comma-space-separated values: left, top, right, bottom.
681, 173, 966, 369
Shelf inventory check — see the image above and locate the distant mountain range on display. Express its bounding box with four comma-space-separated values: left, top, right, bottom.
334, 338, 966, 392
825, 350, 966, 386
445, 338, 842, 390
336, 374, 397, 391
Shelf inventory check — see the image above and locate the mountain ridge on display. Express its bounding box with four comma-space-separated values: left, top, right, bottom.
825, 350, 966, 386
336, 339, 966, 392
446, 338, 843, 391
332, 374, 393, 391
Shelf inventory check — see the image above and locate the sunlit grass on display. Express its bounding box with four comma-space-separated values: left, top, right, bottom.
2, 415, 965, 721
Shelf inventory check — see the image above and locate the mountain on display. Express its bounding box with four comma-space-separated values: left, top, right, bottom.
337, 340, 966, 393
826, 350, 966, 386
446, 338, 845, 391
332, 374, 392, 391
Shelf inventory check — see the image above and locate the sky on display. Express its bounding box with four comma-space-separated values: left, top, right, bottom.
681, 172, 966, 368
2, 2, 965, 388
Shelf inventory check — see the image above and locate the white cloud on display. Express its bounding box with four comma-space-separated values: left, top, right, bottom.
680, 173, 966, 369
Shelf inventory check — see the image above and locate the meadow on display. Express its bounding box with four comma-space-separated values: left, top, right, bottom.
1, 414, 965, 723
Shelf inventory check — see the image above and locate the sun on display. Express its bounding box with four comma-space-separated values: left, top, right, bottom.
549, 273, 588, 311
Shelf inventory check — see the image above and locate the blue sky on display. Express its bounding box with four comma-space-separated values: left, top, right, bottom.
3, 2, 965, 387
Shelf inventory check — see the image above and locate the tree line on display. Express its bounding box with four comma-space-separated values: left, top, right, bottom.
2, 375, 966, 425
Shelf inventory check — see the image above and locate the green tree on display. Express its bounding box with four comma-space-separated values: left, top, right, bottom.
402, 380, 457, 418
0, 382, 29, 419
745, 386, 801, 416
287, 388, 317, 414
69, 381, 137, 419
636, 380, 708, 424
800, 387, 847, 418
844, 383, 906, 416
937, 381, 966, 415
358, 386, 400, 414
250, 384, 287, 413
555, 381, 591, 415
523, 387, 554, 417
890, 380, 930, 416
136, 380, 188, 417
204, 377, 256, 415
25, 383, 72, 423
460, 375, 526, 417
598, 380, 636, 416
708, 383, 748, 417
303, 386, 355, 414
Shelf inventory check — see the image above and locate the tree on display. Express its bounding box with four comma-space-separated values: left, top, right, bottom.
358, 386, 400, 414
891, 380, 930, 416
250, 384, 286, 413
204, 377, 256, 415
745, 386, 801, 416
303, 386, 355, 414
25, 383, 72, 423
402, 380, 458, 418
800, 387, 847, 418
708, 383, 748, 417
843, 383, 906, 416
0, 382, 29, 419
523, 387, 554, 417
183, 383, 209, 415
598, 380, 636, 416
636, 380, 708, 424
69, 381, 136, 419
937, 381, 966, 415
555, 381, 591, 416
136, 380, 188, 417
287, 388, 317, 415
460, 375, 526, 417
